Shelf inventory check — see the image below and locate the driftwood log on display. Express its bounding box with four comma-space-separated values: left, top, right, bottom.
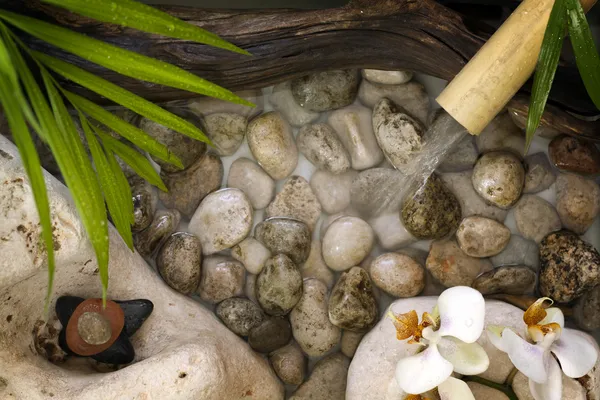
7, 0, 600, 140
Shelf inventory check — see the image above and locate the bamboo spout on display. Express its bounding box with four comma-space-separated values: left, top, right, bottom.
437, 0, 597, 135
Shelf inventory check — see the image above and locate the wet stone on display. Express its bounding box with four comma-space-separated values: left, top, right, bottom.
361, 69, 413, 85
539, 231, 600, 303
296, 123, 351, 174
514, 195, 561, 243
158, 152, 223, 219
322, 217, 374, 272
301, 240, 335, 289
129, 175, 157, 232
438, 132, 478, 173
255, 218, 311, 265
475, 112, 525, 157
490, 235, 539, 270
291, 69, 360, 112
555, 173, 600, 235
426, 238, 493, 287
310, 170, 356, 214
472, 151, 525, 209
368, 212, 417, 251
549, 135, 600, 175
156, 232, 202, 295
245, 273, 258, 304
215, 297, 264, 337
472, 266, 536, 295
369, 253, 425, 298
231, 237, 271, 275
328, 267, 378, 331
358, 79, 429, 125
248, 316, 292, 353
508, 107, 561, 139
269, 341, 306, 386
265, 176, 322, 231
289, 353, 350, 400
269, 82, 320, 127
196, 256, 245, 304
227, 157, 275, 210
350, 168, 403, 217
401, 173, 461, 240
574, 286, 600, 331
185, 89, 264, 119
456, 216, 511, 258
134, 209, 181, 258
201, 113, 246, 156
523, 152, 556, 194
256, 254, 303, 316
340, 330, 365, 358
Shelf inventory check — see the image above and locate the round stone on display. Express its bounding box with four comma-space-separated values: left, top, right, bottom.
523, 152, 556, 194
269, 341, 306, 386
310, 170, 356, 215
475, 112, 525, 157
514, 195, 561, 243
227, 157, 275, 210
357, 79, 429, 125
556, 173, 600, 235
369, 253, 425, 298
231, 237, 271, 275
456, 216, 511, 257
156, 232, 202, 295
296, 123, 351, 174
255, 217, 311, 265
426, 238, 493, 287
196, 256, 245, 304
574, 286, 600, 331
78, 312, 112, 345
549, 135, 600, 175
290, 353, 350, 400
362, 69, 413, 85
328, 267, 378, 331
216, 297, 264, 337
134, 209, 181, 258
265, 175, 322, 231
472, 266, 536, 295
472, 151, 525, 209
269, 82, 320, 127
301, 240, 335, 289
291, 69, 360, 112
341, 330, 365, 359
350, 168, 402, 217
256, 254, 303, 316
129, 175, 157, 233
322, 217, 374, 272
201, 112, 246, 156
248, 317, 292, 353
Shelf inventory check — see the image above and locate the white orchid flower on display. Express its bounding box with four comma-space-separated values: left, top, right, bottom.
487, 297, 599, 400
388, 286, 489, 398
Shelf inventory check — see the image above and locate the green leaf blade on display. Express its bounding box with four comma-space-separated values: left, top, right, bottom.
41, 0, 251, 56
525, 0, 567, 153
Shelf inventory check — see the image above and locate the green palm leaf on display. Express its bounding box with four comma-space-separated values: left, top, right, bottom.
41, 0, 250, 56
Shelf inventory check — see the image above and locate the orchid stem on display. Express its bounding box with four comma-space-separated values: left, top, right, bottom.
462, 376, 519, 400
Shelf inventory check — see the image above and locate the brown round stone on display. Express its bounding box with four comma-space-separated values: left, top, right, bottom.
66, 299, 124, 356
549, 135, 600, 175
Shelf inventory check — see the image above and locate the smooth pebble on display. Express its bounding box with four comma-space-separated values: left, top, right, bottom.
231, 237, 271, 275
269, 341, 306, 386
322, 217, 374, 271
523, 152, 556, 194
472, 151, 525, 209
129, 175, 157, 232
296, 123, 351, 174
426, 238, 493, 287
256, 254, 303, 316
368, 212, 417, 250
227, 157, 275, 210
301, 240, 335, 289
201, 113, 246, 156
291, 69, 360, 112
475, 112, 525, 157
248, 316, 292, 353
134, 209, 180, 258
289, 353, 350, 400
361, 69, 413, 85
555, 173, 600, 234
456, 216, 511, 257
310, 170, 356, 214
369, 253, 425, 297
340, 330, 365, 358
156, 232, 202, 295
255, 217, 311, 265
514, 195, 561, 243
328, 267, 378, 331
269, 82, 320, 127
216, 297, 264, 337
265, 176, 322, 231
357, 79, 429, 125
472, 266, 536, 295
490, 235, 539, 270
197, 256, 245, 304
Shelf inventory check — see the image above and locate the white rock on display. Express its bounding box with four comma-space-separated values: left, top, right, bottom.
514, 195, 562, 243
358, 79, 430, 125
368, 212, 417, 250
189, 188, 253, 255
269, 82, 320, 127
201, 112, 246, 156
296, 123, 351, 174
231, 237, 271, 274
322, 217, 375, 271
328, 104, 384, 170
227, 157, 275, 210
185, 89, 264, 119
319, 207, 361, 239
361, 69, 413, 85
301, 240, 335, 289
310, 170, 356, 214
0, 136, 283, 400
476, 112, 525, 157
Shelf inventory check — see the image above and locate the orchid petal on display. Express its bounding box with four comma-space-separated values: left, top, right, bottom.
437, 377, 476, 400
529, 356, 562, 400
486, 325, 508, 352
395, 344, 454, 394
502, 328, 548, 383
551, 328, 598, 378
437, 337, 490, 375
538, 308, 565, 328
437, 286, 485, 343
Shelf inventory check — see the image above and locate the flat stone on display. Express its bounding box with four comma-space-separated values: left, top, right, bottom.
247, 111, 298, 180
290, 353, 350, 400
156, 232, 202, 295
472, 151, 525, 209
269, 341, 306, 386
188, 188, 253, 255
201, 113, 246, 156
556, 173, 600, 234
508, 107, 561, 139
322, 217, 374, 271
514, 195, 561, 243
227, 157, 275, 210
475, 112, 525, 157
457, 216, 510, 258
266, 176, 322, 231
215, 297, 264, 337
328, 104, 384, 170
129, 175, 157, 232
296, 123, 351, 174
328, 267, 378, 331
245, 273, 258, 304
426, 238, 493, 287
255, 217, 311, 265
512, 370, 586, 400
231, 237, 271, 275
341, 330, 365, 358
185, 89, 264, 119
256, 254, 303, 316
310, 170, 356, 214
362, 69, 413, 85
301, 240, 335, 289
291, 69, 360, 112
523, 152, 556, 194
467, 382, 510, 400
539, 231, 600, 303
368, 212, 417, 251
574, 286, 600, 331
401, 173, 461, 240
269, 82, 320, 127
351, 168, 404, 217
369, 253, 425, 298
197, 256, 245, 304
490, 235, 539, 270
357, 79, 429, 125
290, 279, 341, 357
472, 266, 536, 295
248, 316, 292, 354
134, 209, 181, 258
438, 132, 478, 173
159, 152, 223, 218
549, 135, 600, 175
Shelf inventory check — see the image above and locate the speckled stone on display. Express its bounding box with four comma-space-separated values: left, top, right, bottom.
248, 317, 292, 353
139, 115, 206, 173
255, 217, 311, 265
328, 267, 378, 331
197, 256, 245, 304
201, 113, 246, 156
340, 330, 365, 358
134, 209, 181, 258
350, 168, 403, 217
514, 195, 561, 243
266, 176, 322, 231
269, 341, 306, 386
310, 170, 356, 214
426, 238, 493, 287
289, 353, 350, 400
574, 286, 600, 331
291, 69, 360, 112
401, 173, 461, 240
269, 82, 320, 127
246, 111, 298, 180
256, 254, 303, 316
215, 297, 264, 337
290, 279, 341, 357
158, 152, 223, 218
472, 266, 536, 295
369, 253, 425, 298
227, 157, 275, 210
156, 232, 202, 295
549, 135, 600, 175
490, 235, 539, 270
357, 79, 429, 125
472, 151, 525, 209
361, 69, 413, 85
456, 216, 511, 258
231, 237, 271, 275
523, 152, 556, 194
322, 217, 374, 272
129, 175, 157, 232
301, 240, 335, 289
475, 112, 525, 157
539, 231, 600, 303
556, 173, 600, 234
296, 123, 351, 174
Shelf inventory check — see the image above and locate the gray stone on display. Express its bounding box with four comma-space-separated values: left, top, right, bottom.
341, 330, 365, 358
472, 151, 525, 209
129, 175, 157, 232
201, 113, 246, 156
310, 170, 356, 214
265, 176, 322, 231
245, 273, 258, 304
291, 69, 360, 112
368, 212, 417, 250
301, 240, 335, 289
369, 253, 425, 298
248, 317, 292, 353
322, 216, 374, 272
574, 286, 600, 331
438, 133, 478, 173
490, 235, 539, 270
362, 69, 413, 85
351, 168, 403, 217
255, 217, 311, 265
215, 297, 264, 337
134, 209, 181, 258
456, 216, 511, 257
197, 256, 245, 304
227, 157, 275, 210
269, 341, 306, 386
472, 266, 536, 295
290, 353, 350, 400
269, 82, 320, 127
426, 238, 493, 287
156, 232, 202, 295
475, 112, 525, 157
185, 89, 264, 119
328, 267, 378, 331
296, 123, 351, 174
357, 79, 429, 125
256, 254, 303, 316
231, 237, 271, 275
523, 152, 556, 194
508, 107, 561, 139
556, 173, 600, 234
514, 195, 561, 243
